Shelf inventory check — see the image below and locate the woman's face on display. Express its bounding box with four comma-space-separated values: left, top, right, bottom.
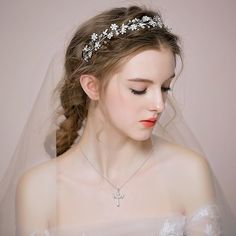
100, 48, 176, 141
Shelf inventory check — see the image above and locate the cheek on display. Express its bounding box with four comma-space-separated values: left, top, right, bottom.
104, 87, 140, 124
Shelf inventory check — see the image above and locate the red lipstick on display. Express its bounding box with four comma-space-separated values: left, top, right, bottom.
140, 118, 157, 128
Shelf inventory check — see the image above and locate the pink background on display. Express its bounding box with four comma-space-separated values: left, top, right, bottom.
1, 0, 235, 215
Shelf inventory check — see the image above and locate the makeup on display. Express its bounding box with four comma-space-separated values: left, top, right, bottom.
140, 118, 157, 128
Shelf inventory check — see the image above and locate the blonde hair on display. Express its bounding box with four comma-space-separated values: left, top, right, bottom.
55, 5, 182, 156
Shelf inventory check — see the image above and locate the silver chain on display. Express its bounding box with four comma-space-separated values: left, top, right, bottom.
79, 143, 154, 207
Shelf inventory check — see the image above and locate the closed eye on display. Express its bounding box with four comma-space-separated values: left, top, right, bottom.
130, 87, 171, 95
130, 88, 147, 95
161, 87, 172, 92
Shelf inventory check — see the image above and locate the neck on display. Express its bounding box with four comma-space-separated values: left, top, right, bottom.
76, 108, 153, 181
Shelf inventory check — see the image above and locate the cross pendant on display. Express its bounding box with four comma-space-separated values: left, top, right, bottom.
113, 188, 125, 207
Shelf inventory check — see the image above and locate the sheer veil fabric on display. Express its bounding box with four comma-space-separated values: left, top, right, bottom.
0, 52, 236, 236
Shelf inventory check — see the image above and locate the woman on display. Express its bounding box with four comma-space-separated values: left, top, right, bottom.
1, 5, 234, 236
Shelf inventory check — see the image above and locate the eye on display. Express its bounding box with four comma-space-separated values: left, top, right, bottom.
161, 87, 172, 93
130, 88, 147, 95
130, 87, 171, 95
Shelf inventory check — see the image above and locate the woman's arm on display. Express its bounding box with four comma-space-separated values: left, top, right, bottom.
178, 149, 222, 235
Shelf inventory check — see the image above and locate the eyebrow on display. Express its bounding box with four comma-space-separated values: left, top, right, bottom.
127, 73, 175, 83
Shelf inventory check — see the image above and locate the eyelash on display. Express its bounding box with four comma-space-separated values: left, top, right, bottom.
130, 87, 171, 95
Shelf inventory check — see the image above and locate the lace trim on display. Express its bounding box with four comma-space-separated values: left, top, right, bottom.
187, 204, 221, 222
30, 205, 222, 236
158, 205, 222, 236
185, 204, 222, 236
159, 218, 185, 236
30, 230, 50, 236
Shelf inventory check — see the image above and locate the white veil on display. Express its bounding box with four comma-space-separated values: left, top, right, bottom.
0, 51, 236, 236
0, 53, 61, 236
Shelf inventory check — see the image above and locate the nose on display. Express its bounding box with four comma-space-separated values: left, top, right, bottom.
149, 89, 165, 114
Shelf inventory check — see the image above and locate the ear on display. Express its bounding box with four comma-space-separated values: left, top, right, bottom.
79, 75, 100, 100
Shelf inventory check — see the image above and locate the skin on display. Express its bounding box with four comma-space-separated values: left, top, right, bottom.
77, 48, 176, 179
16, 48, 216, 235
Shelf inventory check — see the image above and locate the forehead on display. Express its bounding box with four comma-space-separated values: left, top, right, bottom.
117, 48, 176, 82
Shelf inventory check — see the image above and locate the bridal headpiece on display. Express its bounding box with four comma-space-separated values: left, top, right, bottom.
82, 15, 171, 62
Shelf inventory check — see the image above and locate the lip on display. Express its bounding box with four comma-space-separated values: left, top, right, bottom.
143, 118, 157, 122
140, 117, 157, 122
139, 117, 157, 128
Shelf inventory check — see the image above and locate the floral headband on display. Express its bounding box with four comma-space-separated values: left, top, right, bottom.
82, 15, 171, 62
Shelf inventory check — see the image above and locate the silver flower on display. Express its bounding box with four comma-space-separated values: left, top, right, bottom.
110, 23, 118, 31
82, 15, 171, 62
94, 41, 101, 50
107, 32, 114, 39
142, 16, 150, 22
120, 24, 128, 34
91, 33, 98, 41
149, 19, 157, 27
130, 24, 138, 31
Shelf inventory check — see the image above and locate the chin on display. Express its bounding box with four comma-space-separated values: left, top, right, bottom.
129, 131, 152, 142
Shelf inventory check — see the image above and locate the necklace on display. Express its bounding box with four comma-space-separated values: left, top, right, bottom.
79, 144, 154, 207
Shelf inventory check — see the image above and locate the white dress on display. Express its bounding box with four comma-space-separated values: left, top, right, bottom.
30, 204, 222, 236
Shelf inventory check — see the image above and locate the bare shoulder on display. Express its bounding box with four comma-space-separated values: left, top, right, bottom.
16, 158, 58, 232
153, 136, 216, 214
152, 135, 211, 172
17, 158, 57, 195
